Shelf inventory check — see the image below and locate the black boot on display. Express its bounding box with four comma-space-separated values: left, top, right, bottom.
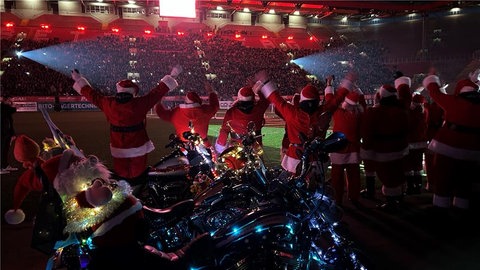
405, 175, 416, 195
412, 174, 422, 194
360, 176, 376, 200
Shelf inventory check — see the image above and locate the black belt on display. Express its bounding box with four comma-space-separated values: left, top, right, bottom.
443, 121, 480, 134
110, 122, 144, 132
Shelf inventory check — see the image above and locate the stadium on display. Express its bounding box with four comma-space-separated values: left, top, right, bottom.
1, 1, 480, 270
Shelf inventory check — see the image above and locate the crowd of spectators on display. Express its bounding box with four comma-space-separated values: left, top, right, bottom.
1, 33, 397, 99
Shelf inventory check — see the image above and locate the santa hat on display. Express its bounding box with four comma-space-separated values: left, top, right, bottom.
411, 93, 425, 104
14, 135, 41, 167
378, 84, 398, 99
345, 92, 360, 105
454, 79, 478, 96
300, 85, 319, 102
116, 79, 139, 95
394, 76, 412, 89
4, 152, 64, 225
237, 87, 254, 102
185, 91, 202, 104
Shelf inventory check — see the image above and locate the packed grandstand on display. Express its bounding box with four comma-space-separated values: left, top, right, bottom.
1, 1, 479, 105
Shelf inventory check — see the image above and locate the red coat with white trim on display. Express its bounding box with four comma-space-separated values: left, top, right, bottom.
424, 101, 444, 141
330, 100, 364, 165
361, 98, 409, 162
216, 94, 269, 147
408, 103, 428, 150
78, 83, 171, 159
155, 92, 219, 145
423, 75, 480, 161
258, 83, 348, 172
395, 76, 412, 109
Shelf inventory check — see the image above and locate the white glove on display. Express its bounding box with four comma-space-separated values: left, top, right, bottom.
71, 69, 91, 94
170, 65, 183, 78
469, 68, 480, 83
252, 80, 264, 94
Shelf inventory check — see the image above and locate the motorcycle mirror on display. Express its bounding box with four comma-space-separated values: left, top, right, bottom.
323, 132, 348, 153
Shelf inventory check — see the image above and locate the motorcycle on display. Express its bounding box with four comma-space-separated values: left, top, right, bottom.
143, 131, 373, 270
134, 123, 218, 209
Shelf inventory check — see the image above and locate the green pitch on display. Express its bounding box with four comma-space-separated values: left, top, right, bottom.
11, 111, 284, 169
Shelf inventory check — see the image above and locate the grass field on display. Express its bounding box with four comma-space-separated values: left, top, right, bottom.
9, 111, 286, 169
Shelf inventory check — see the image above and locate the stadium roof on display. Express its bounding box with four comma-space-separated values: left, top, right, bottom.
93, 1, 480, 21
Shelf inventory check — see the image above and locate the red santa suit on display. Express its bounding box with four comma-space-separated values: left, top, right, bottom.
424, 99, 444, 191
255, 81, 347, 174
405, 93, 428, 194
72, 70, 179, 180
275, 93, 300, 161
395, 74, 413, 109
330, 91, 365, 205
423, 74, 480, 209
155, 90, 219, 148
361, 85, 409, 211
215, 87, 269, 154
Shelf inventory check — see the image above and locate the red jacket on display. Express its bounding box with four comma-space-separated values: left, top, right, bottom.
330, 102, 364, 164
361, 98, 409, 162
216, 95, 269, 147
79, 83, 171, 158
155, 92, 219, 146
408, 104, 428, 149
423, 75, 480, 161
258, 83, 347, 173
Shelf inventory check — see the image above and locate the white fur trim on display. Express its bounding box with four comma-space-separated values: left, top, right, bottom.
4, 209, 25, 225
72, 78, 90, 94
260, 81, 277, 99
379, 85, 397, 98
428, 139, 480, 162
368, 147, 409, 162
459, 86, 476, 94
340, 79, 354, 91
360, 148, 374, 161
110, 140, 155, 158
422, 75, 440, 88
394, 76, 411, 89
453, 197, 469, 209
179, 103, 201, 109
345, 97, 357, 105
160, 75, 178, 91
433, 194, 451, 208
329, 152, 360, 164
381, 185, 403, 196
91, 201, 142, 238
116, 83, 136, 94
324, 86, 334, 95
252, 81, 264, 94
237, 94, 253, 102
409, 141, 428, 150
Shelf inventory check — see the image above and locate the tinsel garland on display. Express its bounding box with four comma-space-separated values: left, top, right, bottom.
62, 180, 132, 233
